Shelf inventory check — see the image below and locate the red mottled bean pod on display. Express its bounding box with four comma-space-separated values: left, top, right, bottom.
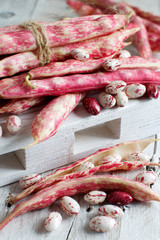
1, 174, 160, 230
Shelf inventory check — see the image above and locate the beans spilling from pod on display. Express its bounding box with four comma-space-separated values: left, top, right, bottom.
1, 138, 160, 233
8, 138, 160, 206
42, 167, 158, 233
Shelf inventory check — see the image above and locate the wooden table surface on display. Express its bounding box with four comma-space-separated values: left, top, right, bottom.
0, 0, 160, 239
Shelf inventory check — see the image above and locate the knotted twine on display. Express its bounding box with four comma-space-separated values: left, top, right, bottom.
20, 21, 51, 66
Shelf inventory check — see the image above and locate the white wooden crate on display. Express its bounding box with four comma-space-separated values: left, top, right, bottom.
0, 0, 160, 187
0, 96, 160, 186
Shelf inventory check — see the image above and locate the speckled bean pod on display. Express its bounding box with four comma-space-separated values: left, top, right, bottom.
131, 5, 160, 24
104, 56, 160, 71
148, 32, 160, 52
0, 27, 136, 78
85, 1, 152, 58
141, 17, 160, 35
83, 0, 135, 16
1, 174, 160, 230
2, 69, 160, 99
0, 97, 45, 114
9, 139, 159, 205
67, 0, 103, 16
27, 57, 114, 80
27, 93, 84, 147
132, 16, 152, 59
0, 15, 128, 55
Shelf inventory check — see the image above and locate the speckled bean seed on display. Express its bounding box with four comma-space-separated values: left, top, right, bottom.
59, 196, 80, 215
115, 91, 128, 107
103, 59, 121, 71
125, 151, 150, 162
135, 171, 158, 185
125, 84, 146, 98
99, 154, 122, 165
71, 48, 89, 61
44, 211, 62, 231
105, 81, 126, 94
6, 115, 21, 134
82, 97, 101, 115
146, 84, 159, 99
84, 190, 107, 205
116, 49, 131, 58
0, 125, 3, 137
19, 174, 42, 189
73, 161, 94, 172
98, 204, 123, 218
89, 216, 116, 232
98, 92, 116, 108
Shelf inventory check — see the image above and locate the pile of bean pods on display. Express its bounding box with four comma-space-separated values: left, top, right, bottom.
0, 1, 160, 146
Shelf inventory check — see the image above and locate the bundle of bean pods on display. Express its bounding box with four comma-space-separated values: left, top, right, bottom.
0, 138, 160, 232
0, 1, 160, 146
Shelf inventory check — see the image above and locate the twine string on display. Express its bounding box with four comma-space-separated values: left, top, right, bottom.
20, 21, 51, 66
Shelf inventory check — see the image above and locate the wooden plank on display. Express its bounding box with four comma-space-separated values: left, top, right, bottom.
0, 0, 38, 27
